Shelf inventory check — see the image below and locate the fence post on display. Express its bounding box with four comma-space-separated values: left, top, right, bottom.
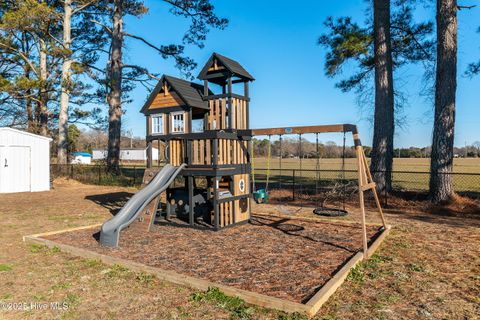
384, 181, 388, 207
69, 164, 73, 179
292, 169, 296, 201
133, 166, 137, 186
98, 165, 101, 184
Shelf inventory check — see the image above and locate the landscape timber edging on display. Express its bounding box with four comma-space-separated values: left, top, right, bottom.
23, 223, 391, 317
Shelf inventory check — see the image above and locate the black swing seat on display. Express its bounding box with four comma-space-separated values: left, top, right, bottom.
313, 207, 348, 217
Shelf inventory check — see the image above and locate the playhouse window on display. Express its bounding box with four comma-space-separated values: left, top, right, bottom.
151, 114, 164, 134
171, 112, 185, 133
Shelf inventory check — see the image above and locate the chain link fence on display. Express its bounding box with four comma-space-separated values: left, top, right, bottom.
51, 164, 146, 187
251, 168, 480, 205
51, 164, 480, 203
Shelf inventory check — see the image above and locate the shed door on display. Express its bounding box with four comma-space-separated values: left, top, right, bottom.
0, 146, 31, 193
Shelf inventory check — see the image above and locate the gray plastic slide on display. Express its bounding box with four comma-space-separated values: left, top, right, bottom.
99, 163, 186, 247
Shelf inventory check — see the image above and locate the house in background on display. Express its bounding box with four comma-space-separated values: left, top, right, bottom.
71, 152, 92, 164
0, 127, 51, 193
92, 147, 159, 162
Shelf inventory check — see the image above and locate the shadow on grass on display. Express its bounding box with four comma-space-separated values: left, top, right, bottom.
85, 192, 134, 216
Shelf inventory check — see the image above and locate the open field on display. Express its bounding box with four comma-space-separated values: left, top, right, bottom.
109, 157, 480, 173
1, 179, 479, 319
249, 157, 480, 193
252, 157, 480, 173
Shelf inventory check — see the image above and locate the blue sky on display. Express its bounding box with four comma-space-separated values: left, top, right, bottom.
118, 0, 479, 147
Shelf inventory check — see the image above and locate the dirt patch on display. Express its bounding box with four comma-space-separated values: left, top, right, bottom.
44, 215, 381, 303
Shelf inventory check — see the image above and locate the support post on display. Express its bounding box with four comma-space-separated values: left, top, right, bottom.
230, 178, 236, 224
213, 177, 219, 230
361, 148, 387, 228
292, 169, 296, 201
354, 133, 368, 258
188, 110, 193, 133
146, 141, 153, 169
166, 200, 171, 220
166, 113, 170, 134
188, 176, 194, 226
244, 82, 249, 129
157, 139, 161, 166
204, 80, 209, 96
227, 77, 233, 129
213, 139, 219, 166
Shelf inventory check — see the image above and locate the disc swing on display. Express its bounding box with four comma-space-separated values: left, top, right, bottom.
313, 131, 349, 217
252, 135, 271, 204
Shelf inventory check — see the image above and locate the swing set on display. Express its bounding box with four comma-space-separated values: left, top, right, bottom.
252, 127, 349, 212
250, 124, 387, 254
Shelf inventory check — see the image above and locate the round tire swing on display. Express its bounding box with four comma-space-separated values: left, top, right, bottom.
313, 131, 349, 217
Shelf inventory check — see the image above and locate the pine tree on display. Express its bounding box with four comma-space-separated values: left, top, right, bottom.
95, 0, 228, 173
58, 0, 107, 164
429, 0, 458, 203
318, 1, 434, 194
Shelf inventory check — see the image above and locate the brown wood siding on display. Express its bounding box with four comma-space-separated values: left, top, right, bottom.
149, 91, 184, 110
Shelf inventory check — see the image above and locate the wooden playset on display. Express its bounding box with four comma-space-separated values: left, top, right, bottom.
132, 52, 386, 254
140, 52, 254, 230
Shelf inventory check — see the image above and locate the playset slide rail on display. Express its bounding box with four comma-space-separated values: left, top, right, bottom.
99, 163, 186, 247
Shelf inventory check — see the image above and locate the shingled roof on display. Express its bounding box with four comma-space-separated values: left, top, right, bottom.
198, 52, 254, 81
140, 75, 209, 114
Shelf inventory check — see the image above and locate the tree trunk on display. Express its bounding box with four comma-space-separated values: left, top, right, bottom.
429, 0, 457, 203
38, 38, 49, 136
21, 32, 35, 132
106, 0, 124, 174
370, 0, 395, 194
57, 0, 73, 164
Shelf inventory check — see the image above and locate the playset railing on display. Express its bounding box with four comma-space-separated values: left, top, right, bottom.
168, 134, 249, 167
205, 96, 248, 130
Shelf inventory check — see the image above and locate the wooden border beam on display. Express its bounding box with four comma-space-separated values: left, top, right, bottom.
23, 222, 391, 318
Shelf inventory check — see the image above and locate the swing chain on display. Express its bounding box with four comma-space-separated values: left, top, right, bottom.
265, 135, 272, 192
279, 135, 283, 189
251, 139, 256, 192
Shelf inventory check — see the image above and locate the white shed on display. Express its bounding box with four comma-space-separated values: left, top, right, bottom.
92, 148, 159, 161
0, 128, 51, 193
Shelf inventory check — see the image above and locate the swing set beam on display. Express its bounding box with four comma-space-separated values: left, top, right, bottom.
250, 123, 358, 136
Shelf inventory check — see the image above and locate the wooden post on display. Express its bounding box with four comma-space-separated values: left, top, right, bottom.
354, 133, 368, 258
228, 77, 233, 129
230, 177, 236, 224
244, 81, 249, 129
188, 176, 194, 226
166, 138, 170, 164
146, 141, 153, 169
188, 110, 193, 133
204, 80, 209, 96
146, 115, 151, 136
157, 139, 161, 166
213, 139, 219, 166
361, 150, 387, 228
213, 177, 219, 230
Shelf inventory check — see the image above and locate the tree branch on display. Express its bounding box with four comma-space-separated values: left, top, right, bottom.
90, 19, 112, 34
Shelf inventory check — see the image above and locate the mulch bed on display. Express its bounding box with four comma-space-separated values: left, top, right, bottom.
44, 214, 382, 303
